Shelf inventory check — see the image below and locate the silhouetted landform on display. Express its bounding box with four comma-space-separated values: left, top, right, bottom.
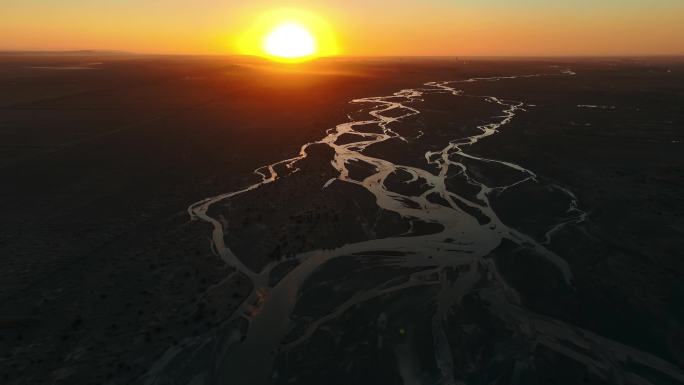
0, 55, 682, 385
0, 50, 131, 56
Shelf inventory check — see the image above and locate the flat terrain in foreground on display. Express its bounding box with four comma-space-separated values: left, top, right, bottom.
0, 55, 682, 384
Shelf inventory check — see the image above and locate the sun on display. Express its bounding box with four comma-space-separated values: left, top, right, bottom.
263, 22, 317, 60
237, 8, 339, 63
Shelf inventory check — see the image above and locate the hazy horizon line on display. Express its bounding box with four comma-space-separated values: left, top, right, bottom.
1, 50, 683, 59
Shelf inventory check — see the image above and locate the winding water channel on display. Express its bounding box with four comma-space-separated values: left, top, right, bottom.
145, 70, 684, 385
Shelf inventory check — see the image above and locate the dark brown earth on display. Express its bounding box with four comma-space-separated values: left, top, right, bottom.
0, 54, 683, 384
461, 62, 684, 368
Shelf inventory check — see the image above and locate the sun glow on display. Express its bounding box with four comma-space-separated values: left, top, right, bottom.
237, 8, 339, 63
263, 23, 316, 59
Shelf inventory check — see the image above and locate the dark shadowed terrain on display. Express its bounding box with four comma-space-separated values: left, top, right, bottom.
0, 54, 682, 385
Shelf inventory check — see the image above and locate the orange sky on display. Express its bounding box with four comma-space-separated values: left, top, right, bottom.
2, 1, 683, 56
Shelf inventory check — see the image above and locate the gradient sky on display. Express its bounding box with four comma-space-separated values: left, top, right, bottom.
2, 0, 683, 56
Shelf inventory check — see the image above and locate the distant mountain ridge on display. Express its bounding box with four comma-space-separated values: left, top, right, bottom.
0, 50, 130, 56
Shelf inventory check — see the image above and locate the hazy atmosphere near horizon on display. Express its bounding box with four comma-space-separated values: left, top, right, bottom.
3, 0, 684, 56
1, 1, 683, 385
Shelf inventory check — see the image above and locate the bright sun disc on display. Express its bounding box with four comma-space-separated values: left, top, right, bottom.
236, 8, 339, 63
263, 23, 316, 59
